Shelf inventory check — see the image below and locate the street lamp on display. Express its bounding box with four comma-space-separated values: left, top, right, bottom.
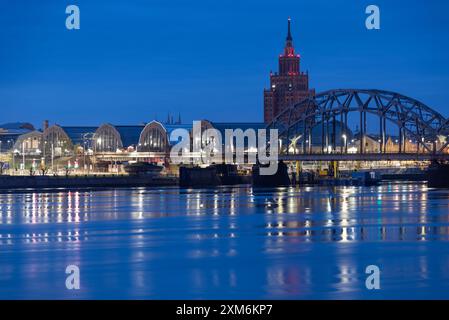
82, 136, 87, 173
82, 132, 94, 174
22, 141, 25, 173
341, 133, 348, 154
51, 142, 54, 173
43, 140, 46, 168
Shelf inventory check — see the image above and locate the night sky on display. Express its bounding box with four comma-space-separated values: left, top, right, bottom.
1, 0, 449, 128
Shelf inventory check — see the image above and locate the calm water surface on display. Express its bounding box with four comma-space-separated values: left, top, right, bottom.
1, 183, 449, 299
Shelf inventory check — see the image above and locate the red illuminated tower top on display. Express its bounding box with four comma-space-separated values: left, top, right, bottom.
263, 18, 314, 123
279, 18, 300, 75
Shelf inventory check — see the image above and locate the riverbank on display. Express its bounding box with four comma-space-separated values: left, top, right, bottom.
0, 169, 431, 190
0, 174, 178, 189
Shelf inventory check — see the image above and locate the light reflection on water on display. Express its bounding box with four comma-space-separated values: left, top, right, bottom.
1, 183, 449, 299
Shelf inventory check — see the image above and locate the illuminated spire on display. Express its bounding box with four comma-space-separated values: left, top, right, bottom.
286, 17, 292, 42
279, 17, 300, 74
283, 17, 295, 56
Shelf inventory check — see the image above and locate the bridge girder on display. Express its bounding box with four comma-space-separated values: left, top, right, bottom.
267, 89, 449, 155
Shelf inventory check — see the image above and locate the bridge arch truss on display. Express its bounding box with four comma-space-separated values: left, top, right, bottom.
267, 89, 449, 156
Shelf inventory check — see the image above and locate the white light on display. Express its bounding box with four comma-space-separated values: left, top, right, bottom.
348, 147, 358, 153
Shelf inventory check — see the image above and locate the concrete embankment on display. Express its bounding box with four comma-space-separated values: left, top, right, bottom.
0, 175, 178, 190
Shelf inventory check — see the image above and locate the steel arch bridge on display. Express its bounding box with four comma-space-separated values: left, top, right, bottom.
267, 89, 449, 161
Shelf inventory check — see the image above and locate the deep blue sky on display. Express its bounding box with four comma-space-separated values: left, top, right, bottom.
1, 0, 449, 128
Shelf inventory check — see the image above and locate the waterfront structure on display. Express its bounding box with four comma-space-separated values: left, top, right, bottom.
42, 125, 73, 157
12, 131, 43, 155
138, 121, 169, 153
93, 124, 144, 153
263, 18, 315, 123
7, 120, 267, 171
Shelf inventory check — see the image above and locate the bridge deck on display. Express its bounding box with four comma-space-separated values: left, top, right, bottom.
280, 153, 449, 161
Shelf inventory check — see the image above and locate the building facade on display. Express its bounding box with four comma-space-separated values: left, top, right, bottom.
263, 18, 315, 123
0, 122, 35, 153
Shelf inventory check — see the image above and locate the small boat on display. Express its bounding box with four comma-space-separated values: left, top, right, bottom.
427, 161, 449, 188
179, 164, 249, 187
252, 160, 290, 187
124, 162, 163, 175
213, 164, 250, 185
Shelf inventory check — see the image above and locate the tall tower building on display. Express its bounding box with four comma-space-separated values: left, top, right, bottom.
263, 18, 315, 123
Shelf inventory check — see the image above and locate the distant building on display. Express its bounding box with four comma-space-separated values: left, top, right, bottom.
263, 18, 315, 123
9, 119, 266, 170
0, 122, 35, 152
12, 131, 42, 155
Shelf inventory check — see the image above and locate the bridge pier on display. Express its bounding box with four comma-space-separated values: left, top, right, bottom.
329, 160, 339, 178
295, 160, 300, 185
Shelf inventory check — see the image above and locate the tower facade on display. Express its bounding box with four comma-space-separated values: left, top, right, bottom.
263, 18, 315, 123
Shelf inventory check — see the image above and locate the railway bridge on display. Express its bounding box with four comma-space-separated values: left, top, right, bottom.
268, 89, 449, 163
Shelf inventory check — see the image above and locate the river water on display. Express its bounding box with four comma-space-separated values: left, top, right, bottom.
1, 183, 449, 299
